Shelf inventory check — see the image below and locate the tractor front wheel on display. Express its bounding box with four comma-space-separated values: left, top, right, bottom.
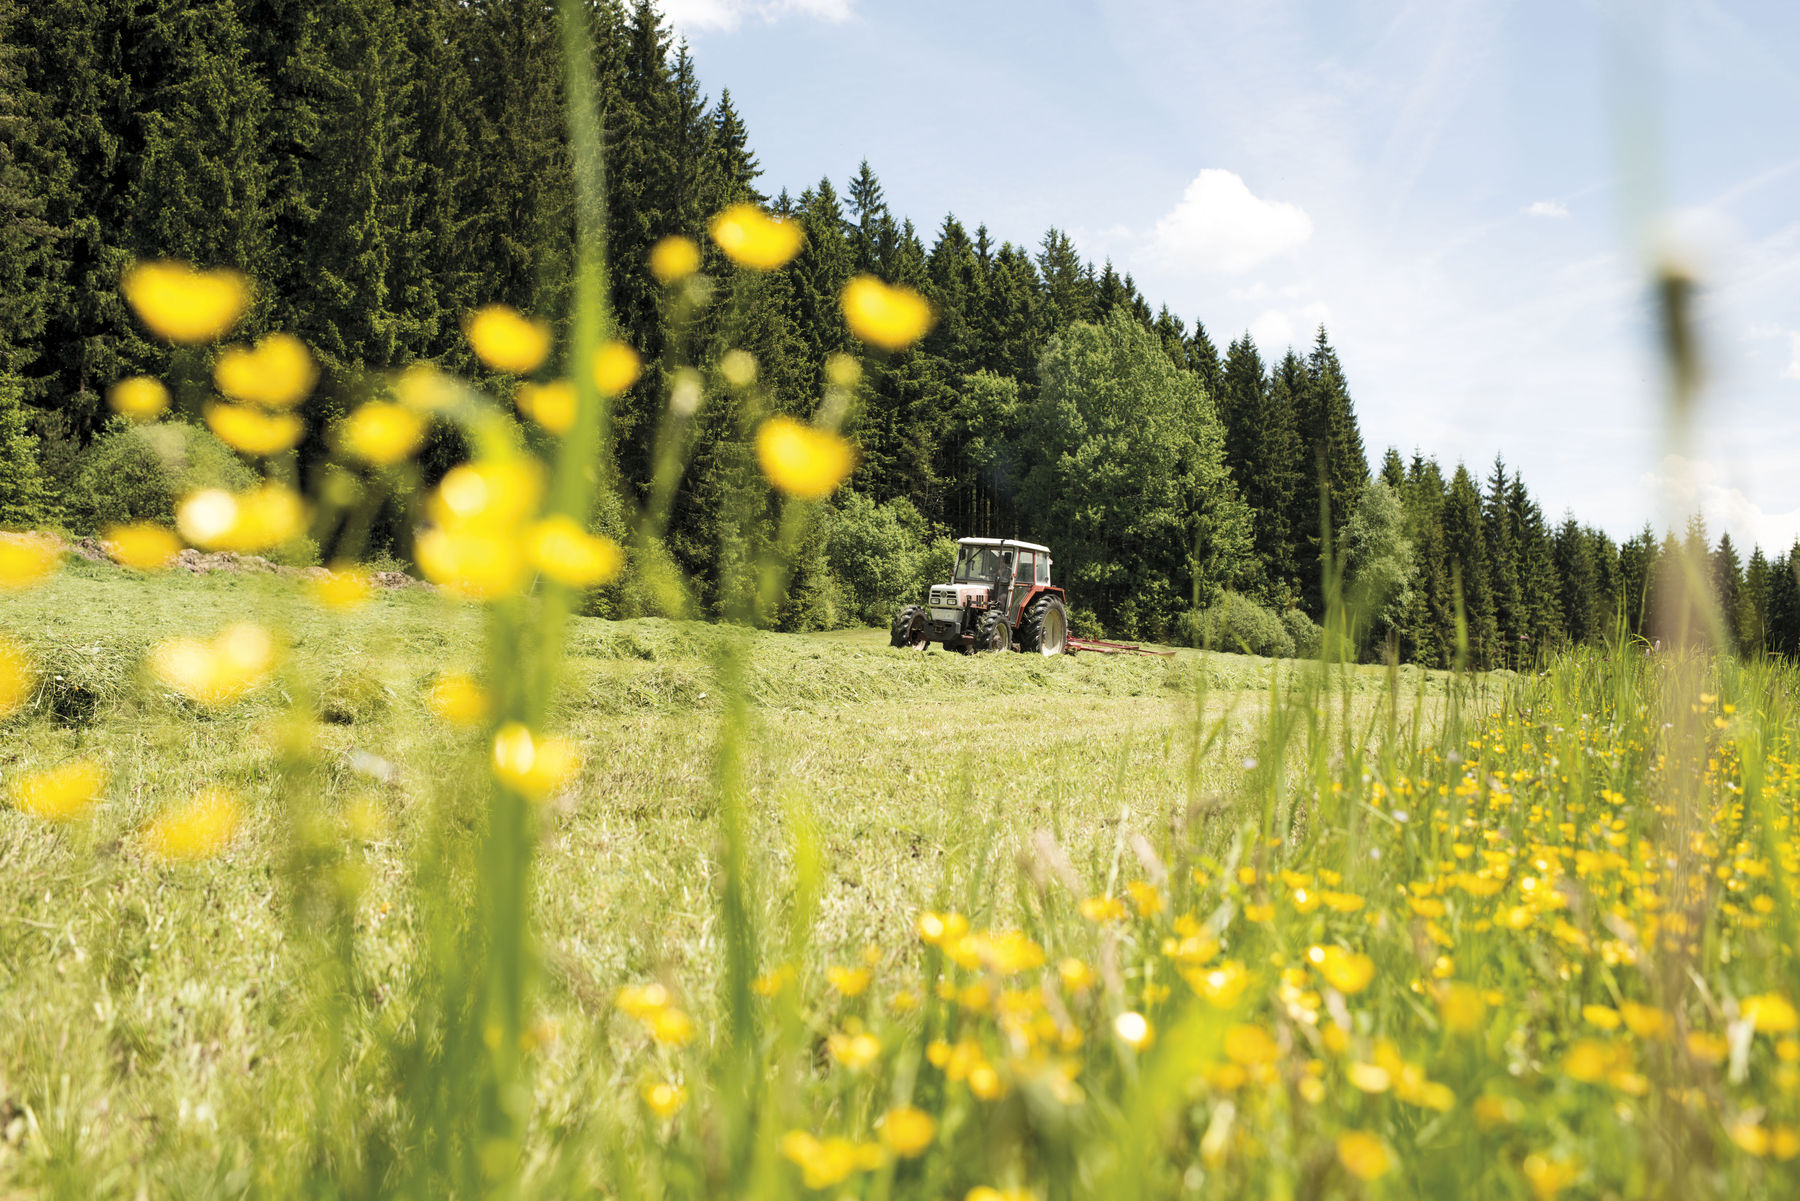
890, 605, 928, 648
977, 609, 1012, 654
1019, 595, 1069, 656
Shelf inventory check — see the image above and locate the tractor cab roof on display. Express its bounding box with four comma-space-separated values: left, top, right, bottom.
956, 537, 1050, 554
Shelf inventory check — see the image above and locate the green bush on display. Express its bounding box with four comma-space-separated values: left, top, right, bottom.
62, 418, 255, 534
823, 492, 947, 626
1282, 608, 1324, 659
1178, 591, 1296, 658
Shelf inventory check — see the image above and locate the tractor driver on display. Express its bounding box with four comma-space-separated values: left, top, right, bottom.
995, 550, 1015, 602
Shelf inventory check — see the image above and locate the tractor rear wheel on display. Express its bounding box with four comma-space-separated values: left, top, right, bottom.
1019, 595, 1069, 656
889, 604, 927, 648
977, 608, 1011, 653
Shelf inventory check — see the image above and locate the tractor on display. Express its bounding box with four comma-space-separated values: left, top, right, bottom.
889, 537, 1070, 656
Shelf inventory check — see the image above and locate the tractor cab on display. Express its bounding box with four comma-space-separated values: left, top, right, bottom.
890, 537, 1069, 655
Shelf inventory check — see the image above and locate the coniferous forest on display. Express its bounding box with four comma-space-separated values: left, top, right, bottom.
3, 0, 1797, 666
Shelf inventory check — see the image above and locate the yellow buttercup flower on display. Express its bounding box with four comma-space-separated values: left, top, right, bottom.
879, 1107, 936, 1157
780, 1132, 882, 1190
709, 203, 803, 270
649, 235, 701, 283
491, 722, 582, 799
427, 458, 544, 533
103, 523, 181, 571
841, 275, 935, 351
0, 636, 32, 717
1336, 1131, 1390, 1181
9, 759, 106, 822
1313, 946, 1376, 995
149, 622, 278, 706
515, 380, 577, 434
593, 340, 642, 397
465, 305, 550, 373
640, 1080, 687, 1119
205, 402, 304, 456
176, 483, 306, 553
339, 401, 426, 466
1223, 1023, 1278, 1066
108, 376, 170, 420
1114, 1011, 1153, 1050
827, 965, 872, 996
176, 488, 240, 547
826, 1030, 881, 1071
756, 416, 853, 500
1437, 982, 1487, 1034
1743, 994, 1800, 1036
526, 515, 623, 588
142, 788, 240, 860
425, 672, 490, 726
415, 527, 531, 603
394, 363, 459, 412
213, 333, 316, 409
122, 261, 249, 343
0, 533, 61, 591
648, 1007, 694, 1046
309, 565, 372, 611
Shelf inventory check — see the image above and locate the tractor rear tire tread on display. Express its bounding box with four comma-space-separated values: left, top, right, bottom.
1020, 594, 1069, 656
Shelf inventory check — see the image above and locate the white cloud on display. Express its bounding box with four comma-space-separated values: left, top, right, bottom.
1525, 200, 1570, 219
656, 0, 852, 33
1643, 455, 1800, 551
1786, 332, 1800, 380
1249, 302, 1331, 354
1149, 169, 1313, 274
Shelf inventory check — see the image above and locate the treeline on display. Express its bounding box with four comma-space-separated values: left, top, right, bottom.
2, 0, 1796, 663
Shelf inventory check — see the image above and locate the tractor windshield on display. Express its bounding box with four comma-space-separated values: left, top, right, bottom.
953, 546, 1008, 582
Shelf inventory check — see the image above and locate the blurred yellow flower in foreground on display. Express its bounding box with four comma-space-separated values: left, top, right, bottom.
309, 565, 372, 611
491, 722, 582, 799
0, 533, 61, 590
516, 380, 576, 434
466, 305, 550, 373
416, 526, 529, 602
122, 261, 249, 343
710, 204, 803, 270
176, 483, 306, 553
214, 333, 316, 409
1336, 1131, 1391, 1181
150, 622, 277, 706
9, 759, 106, 822
879, 1106, 936, 1157
639, 1080, 687, 1119
841, 274, 934, 351
1312, 945, 1376, 995
103, 523, 181, 571
108, 376, 170, 420
205, 402, 303, 456
1114, 1011, 1153, 1050
425, 672, 490, 726
1743, 993, 1799, 1035
527, 515, 623, 588
827, 1030, 880, 1071
827, 965, 871, 996
649, 235, 701, 283
593, 340, 642, 397
340, 401, 426, 466
142, 788, 240, 861
1522, 1153, 1579, 1199
719, 349, 757, 388
779, 1132, 881, 1190
756, 416, 853, 499
0, 637, 32, 717
395, 363, 458, 412
429, 458, 544, 531
1437, 981, 1487, 1034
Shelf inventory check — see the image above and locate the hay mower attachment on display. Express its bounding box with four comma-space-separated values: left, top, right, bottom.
1065, 636, 1173, 656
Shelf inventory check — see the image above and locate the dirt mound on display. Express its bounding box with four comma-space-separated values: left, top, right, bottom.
46, 532, 428, 590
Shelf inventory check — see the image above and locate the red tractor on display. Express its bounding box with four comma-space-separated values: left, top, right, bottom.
890, 538, 1070, 655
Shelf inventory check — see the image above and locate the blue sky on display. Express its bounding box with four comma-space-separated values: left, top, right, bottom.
662, 0, 1800, 551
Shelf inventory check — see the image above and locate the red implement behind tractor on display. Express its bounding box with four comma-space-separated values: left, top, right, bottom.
890, 538, 1070, 655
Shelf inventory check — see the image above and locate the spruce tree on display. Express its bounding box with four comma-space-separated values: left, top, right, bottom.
1218, 334, 1302, 604
1444, 465, 1499, 667
0, 371, 47, 525
1712, 533, 1743, 652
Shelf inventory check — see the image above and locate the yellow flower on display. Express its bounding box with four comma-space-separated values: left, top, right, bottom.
640, 1080, 687, 1119
1581, 1004, 1621, 1031
0, 637, 32, 718
9, 759, 106, 821
827, 965, 872, 997
1187, 961, 1251, 1008
1561, 1039, 1615, 1083
0, 533, 61, 590
841, 275, 934, 351
1521, 1153, 1578, 1199
490, 722, 582, 799
756, 416, 854, 499
142, 789, 240, 860
826, 1030, 881, 1071
648, 1008, 694, 1046
650, 235, 701, 283
1348, 1063, 1392, 1093
1127, 879, 1165, 917
340, 401, 426, 466
709, 203, 803, 270
753, 964, 796, 997
394, 363, 459, 411
779, 1132, 882, 1190
425, 672, 490, 726
428, 458, 544, 532
1224, 1023, 1277, 1066
719, 348, 757, 388
465, 305, 551, 373
108, 376, 170, 420
516, 380, 577, 434
176, 484, 306, 552
103, 523, 181, 571
122, 261, 249, 343
309, 565, 372, 611
966, 1189, 1033, 1201
213, 333, 316, 408
593, 340, 642, 397
1336, 1131, 1391, 1181
915, 910, 969, 945
205, 402, 304, 456
1114, 1011, 1153, 1050
150, 623, 278, 706
1313, 946, 1376, 995
1743, 994, 1800, 1035
526, 515, 624, 588
1437, 982, 1487, 1034
1618, 1001, 1667, 1039
416, 527, 531, 603
615, 982, 670, 1019
1059, 957, 1097, 992
879, 1106, 936, 1157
